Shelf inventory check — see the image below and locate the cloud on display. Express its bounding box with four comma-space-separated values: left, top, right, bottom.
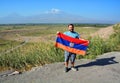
45, 8, 61, 14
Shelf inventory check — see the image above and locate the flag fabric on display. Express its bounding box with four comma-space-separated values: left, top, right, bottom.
55, 32, 89, 55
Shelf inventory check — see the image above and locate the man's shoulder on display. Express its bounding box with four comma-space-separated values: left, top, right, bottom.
64, 31, 69, 34
64, 31, 69, 33
73, 31, 79, 35
73, 31, 79, 34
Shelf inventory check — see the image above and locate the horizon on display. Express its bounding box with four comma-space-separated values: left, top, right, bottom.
0, 0, 120, 24
1, 22, 115, 25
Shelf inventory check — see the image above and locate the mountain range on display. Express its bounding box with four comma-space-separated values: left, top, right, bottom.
0, 12, 115, 24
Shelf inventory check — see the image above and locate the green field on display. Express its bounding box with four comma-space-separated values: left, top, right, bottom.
0, 23, 119, 72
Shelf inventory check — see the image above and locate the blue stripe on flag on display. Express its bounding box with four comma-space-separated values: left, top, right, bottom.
56, 37, 88, 51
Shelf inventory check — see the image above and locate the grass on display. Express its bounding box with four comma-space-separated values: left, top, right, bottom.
84, 23, 120, 59
0, 23, 120, 72
0, 42, 64, 71
0, 39, 21, 53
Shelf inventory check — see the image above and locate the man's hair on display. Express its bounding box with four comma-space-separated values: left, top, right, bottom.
68, 24, 74, 27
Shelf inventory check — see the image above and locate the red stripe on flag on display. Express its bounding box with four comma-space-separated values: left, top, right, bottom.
57, 32, 89, 46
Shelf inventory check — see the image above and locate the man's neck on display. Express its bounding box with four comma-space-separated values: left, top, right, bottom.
69, 31, 74, 32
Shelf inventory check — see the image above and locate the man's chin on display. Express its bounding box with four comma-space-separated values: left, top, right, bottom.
70, 30, 74, 32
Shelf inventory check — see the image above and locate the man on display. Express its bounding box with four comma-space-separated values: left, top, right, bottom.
64, 24, 80, 72
59, 24, 80, 72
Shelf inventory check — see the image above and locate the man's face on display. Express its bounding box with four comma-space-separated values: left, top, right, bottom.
68, 25, 74, 32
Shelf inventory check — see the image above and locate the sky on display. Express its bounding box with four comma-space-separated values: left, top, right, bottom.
0, 0, 120, 23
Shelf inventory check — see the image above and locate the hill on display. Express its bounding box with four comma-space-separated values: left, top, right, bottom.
91, 26, 114, 39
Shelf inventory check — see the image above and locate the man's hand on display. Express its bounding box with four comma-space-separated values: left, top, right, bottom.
57, 31, 60, 34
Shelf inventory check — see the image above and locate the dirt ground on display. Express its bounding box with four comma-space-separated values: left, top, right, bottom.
90, 26, 114, 39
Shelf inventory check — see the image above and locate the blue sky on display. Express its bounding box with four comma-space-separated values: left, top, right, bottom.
0, 0, 120, 23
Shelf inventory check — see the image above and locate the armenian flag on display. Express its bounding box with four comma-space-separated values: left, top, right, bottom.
55, 32, 89, 55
